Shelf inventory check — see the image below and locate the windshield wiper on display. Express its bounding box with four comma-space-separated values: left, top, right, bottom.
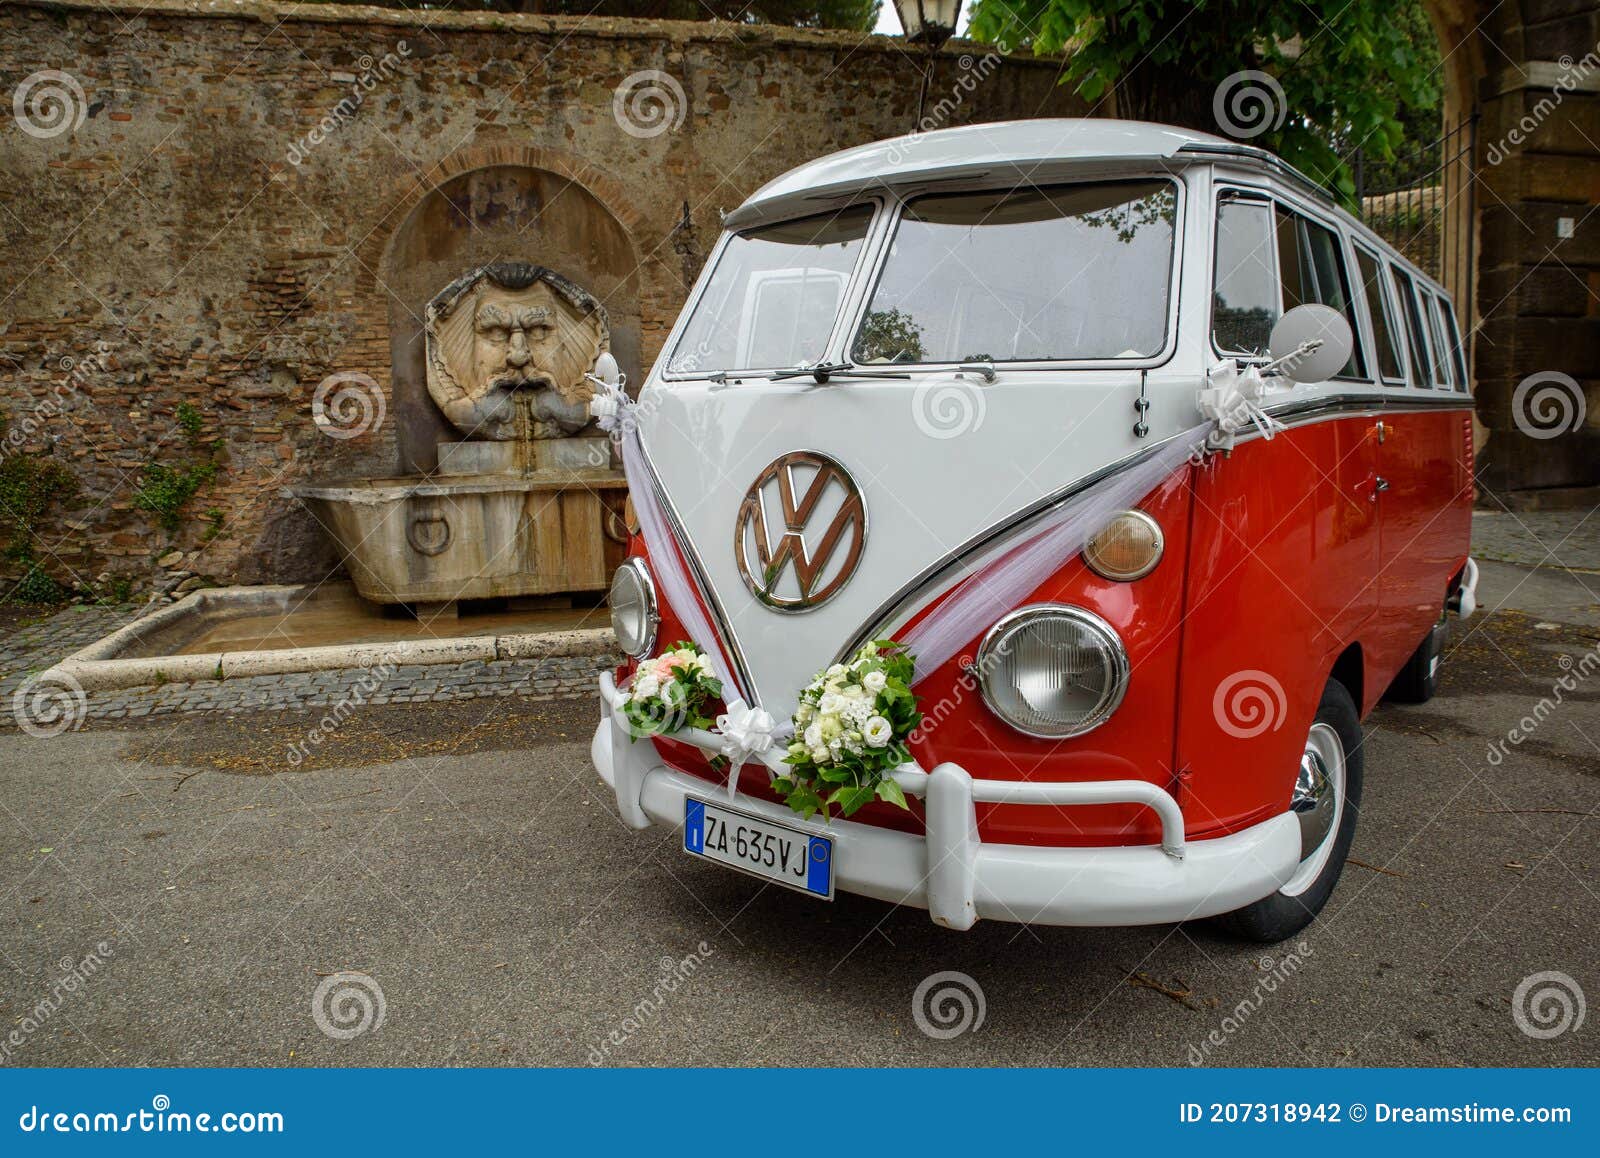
768, 361, 910, 383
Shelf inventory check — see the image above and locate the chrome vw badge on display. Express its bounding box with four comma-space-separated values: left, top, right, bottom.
734, 451, 866, 611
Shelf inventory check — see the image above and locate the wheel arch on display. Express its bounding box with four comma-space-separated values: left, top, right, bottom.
1329, 641, 1366, 716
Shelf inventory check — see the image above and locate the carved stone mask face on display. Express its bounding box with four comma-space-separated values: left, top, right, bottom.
473, 292, 556, 392
425, 263, 610, 441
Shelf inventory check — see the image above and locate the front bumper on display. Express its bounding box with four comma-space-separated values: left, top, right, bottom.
593, 674, 1300, 930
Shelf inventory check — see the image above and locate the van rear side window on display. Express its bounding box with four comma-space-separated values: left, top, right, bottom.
1441, 298, 1469, 391
1390, 266, 1434, 387
1354, 247, 1405, 382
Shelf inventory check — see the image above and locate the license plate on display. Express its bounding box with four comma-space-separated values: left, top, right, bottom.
683, 796, 833, 899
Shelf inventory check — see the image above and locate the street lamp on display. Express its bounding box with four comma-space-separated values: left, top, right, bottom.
892, 0, 963, 49
893, 1, 964, 131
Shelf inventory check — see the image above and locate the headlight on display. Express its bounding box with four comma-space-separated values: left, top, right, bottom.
609, 558, 658, 658
1083, 510, 1163, 582
977, 605, 1129, 738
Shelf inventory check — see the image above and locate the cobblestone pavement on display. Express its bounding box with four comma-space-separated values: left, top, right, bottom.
1473, 508, 1600, 572
0, 600, 619, 730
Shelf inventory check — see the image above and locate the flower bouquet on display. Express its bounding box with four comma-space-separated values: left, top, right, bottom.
773, 640, 922, 820
617, 642, 722, 739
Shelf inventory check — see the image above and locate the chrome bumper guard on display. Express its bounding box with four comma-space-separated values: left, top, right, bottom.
593, 673, 1301, 930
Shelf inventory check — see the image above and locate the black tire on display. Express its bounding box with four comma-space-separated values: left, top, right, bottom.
1385, 610, 1447, 704
1212, 678, 1364, 943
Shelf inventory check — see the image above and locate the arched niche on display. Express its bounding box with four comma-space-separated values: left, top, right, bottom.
379, 165, 642, 472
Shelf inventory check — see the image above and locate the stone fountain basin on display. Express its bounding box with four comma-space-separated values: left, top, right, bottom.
289, 469, 628, 605
47, 582, 615, 690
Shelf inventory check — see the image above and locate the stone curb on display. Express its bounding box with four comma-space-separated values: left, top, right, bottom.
47, 584, 617, 690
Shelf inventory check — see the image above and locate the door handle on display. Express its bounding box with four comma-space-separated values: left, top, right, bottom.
1375, 420, 1387, 445
1375, 476, 1390, 495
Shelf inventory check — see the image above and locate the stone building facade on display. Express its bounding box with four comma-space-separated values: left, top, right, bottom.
0, 0, 1079, 593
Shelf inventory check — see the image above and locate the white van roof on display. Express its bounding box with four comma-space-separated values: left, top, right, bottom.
724, 118, 1330, 228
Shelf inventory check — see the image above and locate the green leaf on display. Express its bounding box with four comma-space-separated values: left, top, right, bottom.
874, 777, 909, 810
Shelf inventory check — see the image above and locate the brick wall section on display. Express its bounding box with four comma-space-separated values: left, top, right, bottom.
0, 0, 1081, 593
1472, 0, 1600, 495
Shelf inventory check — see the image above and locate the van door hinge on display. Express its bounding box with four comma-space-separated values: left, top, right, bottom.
1133, 371, 1150, 438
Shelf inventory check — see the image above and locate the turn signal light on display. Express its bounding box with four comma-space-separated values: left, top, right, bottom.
1083, 510, 1164, 582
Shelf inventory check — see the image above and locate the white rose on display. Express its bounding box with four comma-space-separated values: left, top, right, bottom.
862, 670, 888, 693
863, 715, 893, 748
826, 664, 847, 678
818, 692, 845, 715
803, 723, 823, 749
634, 673, 660, 699
659, 678, 683, 705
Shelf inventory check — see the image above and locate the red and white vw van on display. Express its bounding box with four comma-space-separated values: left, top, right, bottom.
590, 119, 1475, 942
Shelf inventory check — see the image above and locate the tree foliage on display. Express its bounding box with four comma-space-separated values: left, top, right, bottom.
967, 0, 1441, 204
293, 0, 880, 27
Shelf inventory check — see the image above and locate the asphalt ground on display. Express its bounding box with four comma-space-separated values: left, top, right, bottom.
1, 564, 1595, 1068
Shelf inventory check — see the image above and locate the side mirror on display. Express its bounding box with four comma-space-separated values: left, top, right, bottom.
1267, 304, 1353, 384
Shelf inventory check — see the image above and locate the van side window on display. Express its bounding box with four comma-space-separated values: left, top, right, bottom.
1390, 266, 1434, 387
1441, 299, 1469, 392
1420, 290, 1454, 387
1353, 246, 1405, 382
1275, 207, 1365, 378
1212, 198, 1278, 356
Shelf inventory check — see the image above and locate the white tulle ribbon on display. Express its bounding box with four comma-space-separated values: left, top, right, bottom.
714, 700, 792, 798
587, 374, 743, 703
901, 419, 1214, 684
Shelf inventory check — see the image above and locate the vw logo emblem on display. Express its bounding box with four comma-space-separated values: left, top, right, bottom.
734, 450, 866, 612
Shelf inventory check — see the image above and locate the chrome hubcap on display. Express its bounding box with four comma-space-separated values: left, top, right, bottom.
1282, 721, 1346, 897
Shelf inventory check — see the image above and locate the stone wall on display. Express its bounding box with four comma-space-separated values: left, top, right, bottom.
0, 0, 1081, 595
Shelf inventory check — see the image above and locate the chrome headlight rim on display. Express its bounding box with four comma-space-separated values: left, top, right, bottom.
976, 603, 1130, 740
1083, 508, 1165, 582
610, 557, 659, 659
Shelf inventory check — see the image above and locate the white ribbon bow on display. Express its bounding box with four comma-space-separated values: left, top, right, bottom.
1197, 361, 1286, 451
715, 700, 785, 799
587, 374, 633, 437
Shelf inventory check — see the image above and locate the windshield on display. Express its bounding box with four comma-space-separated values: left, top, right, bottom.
852, 180, 1178, 364
666, 205, 874, 376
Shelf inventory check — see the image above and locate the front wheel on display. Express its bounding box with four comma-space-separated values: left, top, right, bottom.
1212, 678, 1363, 943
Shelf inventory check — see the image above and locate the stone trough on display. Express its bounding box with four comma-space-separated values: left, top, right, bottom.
47, 582, 615, 691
